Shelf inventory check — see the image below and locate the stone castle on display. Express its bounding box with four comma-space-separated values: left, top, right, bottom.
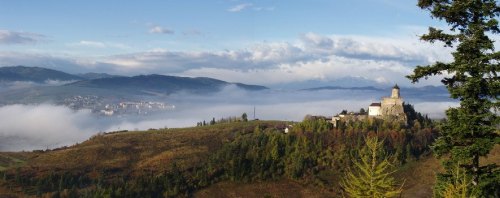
368, 84, 405, 117
332, 85, 407, 126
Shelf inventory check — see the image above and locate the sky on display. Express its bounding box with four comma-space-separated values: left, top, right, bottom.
0, 0, 454, 87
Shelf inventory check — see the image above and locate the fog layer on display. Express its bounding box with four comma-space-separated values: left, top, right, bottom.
0, 88, 457, 151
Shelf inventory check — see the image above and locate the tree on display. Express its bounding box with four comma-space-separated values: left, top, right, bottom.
341, 137, 403, 197
242, 113, 248, 122
360, 108, 366, 114
407, 0, 499, 195
438, 163, 478, 198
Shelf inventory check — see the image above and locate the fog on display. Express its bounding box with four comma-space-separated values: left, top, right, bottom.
0, 104, 97, 151
0, 80, 77, 92
0, 87, 457, 151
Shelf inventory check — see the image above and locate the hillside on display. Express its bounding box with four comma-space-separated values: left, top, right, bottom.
66, 74, 268, 94
76, 72, 122, 80
0, 66, 83, 83
0, 120, 497, 197
0, 121, 284, 197
0, 122, 271, 173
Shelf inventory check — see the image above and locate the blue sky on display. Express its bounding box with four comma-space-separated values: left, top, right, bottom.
0, 0, 451, 87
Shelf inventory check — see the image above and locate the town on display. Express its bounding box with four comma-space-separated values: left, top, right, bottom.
61, 95, 175, 116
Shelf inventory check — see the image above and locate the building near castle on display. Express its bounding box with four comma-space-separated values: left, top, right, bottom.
332, 85, 407, 127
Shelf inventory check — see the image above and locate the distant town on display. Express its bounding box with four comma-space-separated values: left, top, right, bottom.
61, 95, 175, 116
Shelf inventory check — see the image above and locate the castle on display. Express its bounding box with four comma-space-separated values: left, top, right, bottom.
332, 85, 407, 126
368, 84, 405, 117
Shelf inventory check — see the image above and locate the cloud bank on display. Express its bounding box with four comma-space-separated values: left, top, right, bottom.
0, 30, 45, 45
0, 32, 452, 87
0, 104, 97, 151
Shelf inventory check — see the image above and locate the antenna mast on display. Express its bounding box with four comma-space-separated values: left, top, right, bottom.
253, 106, 256, 120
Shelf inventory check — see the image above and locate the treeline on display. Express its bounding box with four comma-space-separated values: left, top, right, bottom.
196, 113, 249, 126
208, 115, 436, 186
1, 109, 437, 197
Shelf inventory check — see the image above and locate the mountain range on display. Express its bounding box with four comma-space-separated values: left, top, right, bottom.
0, 65, 451, 105
0, 66, 270, 105
67, 75, 267, 94
0, 66, 267, 91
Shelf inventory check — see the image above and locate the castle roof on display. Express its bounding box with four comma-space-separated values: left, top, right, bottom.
393, 84, 399, 89
369, 102, 381, 107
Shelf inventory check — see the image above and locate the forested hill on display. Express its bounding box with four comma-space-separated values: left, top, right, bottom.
0, 108, 450, 197
0, 66, 83, 83
67, 74, 268, 93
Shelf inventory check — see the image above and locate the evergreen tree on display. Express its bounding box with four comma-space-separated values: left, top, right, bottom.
242, 113, 248, 122
341, 137, 403, 197
438, 163, 478, 198
407, 0, 499, 195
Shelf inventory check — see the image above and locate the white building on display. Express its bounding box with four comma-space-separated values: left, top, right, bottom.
368, 103, 381, 116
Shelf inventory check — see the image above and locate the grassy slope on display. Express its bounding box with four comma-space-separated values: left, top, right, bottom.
0, 121, 498, 197
19, 121, 278, 175
0, 121, 282, 196
0, 153, 32, 171
195, 179, 335, 198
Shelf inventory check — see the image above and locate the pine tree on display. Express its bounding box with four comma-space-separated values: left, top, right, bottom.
242, 113, 248, 122
407, 0, 499, 195
341, 137, 403, 197
438, 163, 478, 198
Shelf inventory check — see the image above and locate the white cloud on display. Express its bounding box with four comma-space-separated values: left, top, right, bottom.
179, 55, 413, 85
0, 32, 453, 87
227, 3, 253, 12
0, 30, 45, 45
71, 40, 131, 49
300, 32, 452, 64
253, 7, 275, 11
77, 40, 106, 48
149, 26, 174, 34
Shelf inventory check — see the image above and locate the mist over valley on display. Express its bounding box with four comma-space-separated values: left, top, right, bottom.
0, 66, 456, 151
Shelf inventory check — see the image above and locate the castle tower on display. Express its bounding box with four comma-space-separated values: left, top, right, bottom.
391, 84, 400, 99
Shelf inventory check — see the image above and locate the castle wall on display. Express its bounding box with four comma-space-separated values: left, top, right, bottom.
381, 97, 404, 116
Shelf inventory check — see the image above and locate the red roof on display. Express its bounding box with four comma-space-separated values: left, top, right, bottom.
370, 103, 381, 107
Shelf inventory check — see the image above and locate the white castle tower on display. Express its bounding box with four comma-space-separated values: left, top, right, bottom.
391, 84, 400, 99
